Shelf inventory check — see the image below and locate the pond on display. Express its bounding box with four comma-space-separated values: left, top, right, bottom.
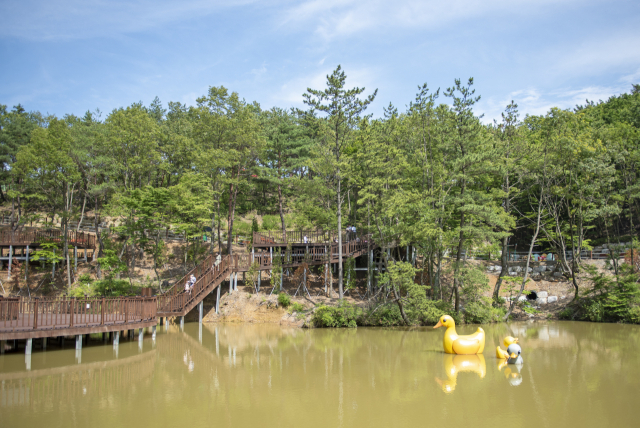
1, 321, 639, 428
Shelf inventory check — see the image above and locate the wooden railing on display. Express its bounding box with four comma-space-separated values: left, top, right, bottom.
0, 296, 157, 332
0, 228, 96, 249
238, 238, 373, 271
157, 255, 232, 316
253, 229, 369, 246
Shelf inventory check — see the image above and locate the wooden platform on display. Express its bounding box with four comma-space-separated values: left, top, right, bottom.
0, 297, 157, 340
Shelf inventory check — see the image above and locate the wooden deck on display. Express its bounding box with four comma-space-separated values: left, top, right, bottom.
1, 229, 376, 343
0, 297, 157, 340
0, 228, 96, 249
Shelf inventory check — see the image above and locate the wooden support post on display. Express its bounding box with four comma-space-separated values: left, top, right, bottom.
113, 331, 120, 347
257, 271, 261, 292
76, 335, 82, 350
42, 337, 47, 351
8, 245, 12, 279
24, 339, 32, 354
229, 274, 233, 294
159, 317, 163, 326
216, 285, 220, 314
84, 248, 88, 263
0, 340, 5, 355
234, 273, 238, 291
25, 245, 29, 281
198, 301, 203, 324
74, 246, 78, 270
180, 316, 184, 331
138, 328, 144, 351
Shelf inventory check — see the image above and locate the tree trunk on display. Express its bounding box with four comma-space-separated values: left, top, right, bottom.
337, 176, 344, 299
277, 182, 287, 242
392, 286, 410, 325
226, 169, 241, 256
492, 236, 509, 303
505, 187, 544, 319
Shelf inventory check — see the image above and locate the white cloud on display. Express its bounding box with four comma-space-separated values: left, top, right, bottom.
479, 83, 632, 122
0, 0, 263, 40
278, 0, 585, 41
553, 31, 640, 77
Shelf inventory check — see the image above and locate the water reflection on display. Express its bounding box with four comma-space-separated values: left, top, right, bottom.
496, 359, 523, 386
436, 354, 486, 393
1, 349, 156, 409
2, 321, 640, 428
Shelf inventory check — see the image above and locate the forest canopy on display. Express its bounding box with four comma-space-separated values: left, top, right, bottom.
1, 68, 639, 317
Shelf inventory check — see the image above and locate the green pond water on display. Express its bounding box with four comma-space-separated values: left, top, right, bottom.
1, 321, 640, 428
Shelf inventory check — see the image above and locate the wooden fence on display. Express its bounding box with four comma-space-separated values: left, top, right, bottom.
0, 296, 156, 332
0, 229, 96, 249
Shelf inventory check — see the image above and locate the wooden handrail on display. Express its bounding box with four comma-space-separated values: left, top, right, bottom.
0, 296, 157, 332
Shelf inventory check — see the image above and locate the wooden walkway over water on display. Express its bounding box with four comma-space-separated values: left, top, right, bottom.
1, 229, 377, 362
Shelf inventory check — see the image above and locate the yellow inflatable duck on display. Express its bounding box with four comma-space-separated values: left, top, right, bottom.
433, 315, 485, 354
436, 354, 486, 393
496, 336, 519, 359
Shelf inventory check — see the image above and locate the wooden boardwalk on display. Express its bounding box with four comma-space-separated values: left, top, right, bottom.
0, 228, 96, 249
0, 297, 157, 340
1, 229, 376, 345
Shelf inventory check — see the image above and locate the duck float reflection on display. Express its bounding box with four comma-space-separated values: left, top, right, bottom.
496, 359, 523, 386
433, 315, 485, 354
436, 354, 487, 393
496, 336, 519, 359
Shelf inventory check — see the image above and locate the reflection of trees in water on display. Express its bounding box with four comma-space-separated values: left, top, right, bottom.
0, 350, 156, 409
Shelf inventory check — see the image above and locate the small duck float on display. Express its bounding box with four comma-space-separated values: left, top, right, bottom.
433, 315, 485, 355
506, 343, 523, 365
496, 336, 519, 359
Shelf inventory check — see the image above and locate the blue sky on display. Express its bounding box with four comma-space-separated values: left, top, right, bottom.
1, 0, 639, 122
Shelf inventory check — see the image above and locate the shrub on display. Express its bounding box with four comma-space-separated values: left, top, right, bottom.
312, 303, 361, 328
290, 302, 304, 313
278, 292, 291, 308
93, 279, 135, 297
463, 299, 507, 324
360, 304, 404, 327
569, 264, 640, 323
261, 215, 280, 231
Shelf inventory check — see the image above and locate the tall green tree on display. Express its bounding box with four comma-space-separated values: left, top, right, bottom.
303, 65, 377, 299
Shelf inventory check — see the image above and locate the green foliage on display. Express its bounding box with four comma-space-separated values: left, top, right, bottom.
344, 257, 356, 290
565, 264, 640, 323
246, 261, 259, 292
260, 215, 279, 231
312, 303, 361, 328
463, 299, 507, 324
290, 302, 304, 313
30, 242, 63, 264
68, 273, 134, 297
98, 249, 127, 278
277, 292, 291, 308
